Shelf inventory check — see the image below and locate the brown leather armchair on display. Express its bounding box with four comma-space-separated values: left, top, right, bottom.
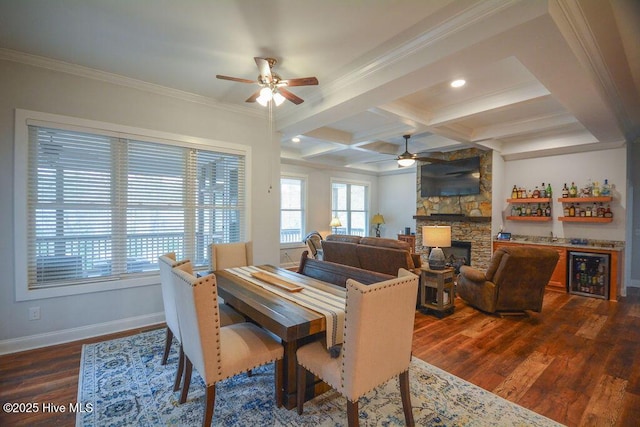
456, 246, 559, 314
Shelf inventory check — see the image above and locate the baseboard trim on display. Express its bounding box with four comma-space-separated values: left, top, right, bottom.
0, 312, 165, 355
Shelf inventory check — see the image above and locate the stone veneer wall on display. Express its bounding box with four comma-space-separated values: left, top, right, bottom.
415, 148, 493, 270
415, 218, 492, 270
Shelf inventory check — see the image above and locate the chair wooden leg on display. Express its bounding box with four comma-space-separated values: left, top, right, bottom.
296, 363, 307, 415
347, 400, 359, 427
173, 345, 184, 392
399, 370, 415, 427
180, 356, 192, 404
203, 384, 216, 427
161, 327, 173, 365
275, 359, 283, 408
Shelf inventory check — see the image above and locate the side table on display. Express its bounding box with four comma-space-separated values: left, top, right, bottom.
420, 267, 455, 317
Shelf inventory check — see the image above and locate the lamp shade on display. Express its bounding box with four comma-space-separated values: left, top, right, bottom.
371, 214, 385, 225
329, 217, 342, 228
422, 226, 451, 248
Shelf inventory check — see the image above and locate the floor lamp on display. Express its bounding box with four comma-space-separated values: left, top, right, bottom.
423, 225, 451, 270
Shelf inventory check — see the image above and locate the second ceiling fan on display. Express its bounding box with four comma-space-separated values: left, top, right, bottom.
217, 57, 318, 106
396, 134, 446, 167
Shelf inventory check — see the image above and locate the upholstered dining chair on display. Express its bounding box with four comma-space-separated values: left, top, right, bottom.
296, 269, 419, 427
171, 262, 284, 426
158, 253, 245, 392
210, 241, 253, 271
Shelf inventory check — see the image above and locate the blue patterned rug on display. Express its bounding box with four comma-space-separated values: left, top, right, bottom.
77, 328, 563, 426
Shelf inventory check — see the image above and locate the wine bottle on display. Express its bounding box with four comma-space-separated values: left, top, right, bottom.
546, 182, 552, 198
569, 182, 578, 197
545, 203, 551, 217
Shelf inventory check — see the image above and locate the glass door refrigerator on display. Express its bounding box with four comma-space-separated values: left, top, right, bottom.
567, 251, 610, 299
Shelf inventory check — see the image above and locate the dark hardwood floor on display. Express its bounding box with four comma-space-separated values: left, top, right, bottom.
1, 288, 639, 426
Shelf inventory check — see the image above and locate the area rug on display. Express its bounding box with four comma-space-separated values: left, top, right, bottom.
77, 328, 563, 426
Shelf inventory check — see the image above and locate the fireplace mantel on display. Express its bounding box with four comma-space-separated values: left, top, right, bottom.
413, 214, 491, 223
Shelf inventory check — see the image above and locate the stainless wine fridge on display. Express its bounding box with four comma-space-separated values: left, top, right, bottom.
568, 251, 610, 299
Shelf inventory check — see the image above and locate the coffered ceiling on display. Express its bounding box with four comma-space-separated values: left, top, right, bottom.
1, 0, 638, 173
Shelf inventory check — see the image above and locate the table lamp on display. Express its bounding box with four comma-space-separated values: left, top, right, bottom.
330, 217, 342, 234
371, 213, 385, 237
423, 225, 451, 270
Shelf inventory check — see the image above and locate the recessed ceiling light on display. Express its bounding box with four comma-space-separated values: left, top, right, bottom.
451, 79, 466, 88
291, 136, 301, 143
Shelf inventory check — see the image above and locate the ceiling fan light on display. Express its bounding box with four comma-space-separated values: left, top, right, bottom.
273, 91, 286, 106
260, 86, 274, 100
397, 154, 416, 167
256, 94, 269, 106
451, 79, 466, 88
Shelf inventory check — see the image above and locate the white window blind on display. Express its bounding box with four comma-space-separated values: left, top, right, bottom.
27, 125, 245, 289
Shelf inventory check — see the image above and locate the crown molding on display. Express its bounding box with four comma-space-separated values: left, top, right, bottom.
0, 48, 262, 118
550, 0, 634, 138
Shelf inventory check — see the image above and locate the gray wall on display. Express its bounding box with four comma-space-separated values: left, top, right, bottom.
0, 59, 280, 350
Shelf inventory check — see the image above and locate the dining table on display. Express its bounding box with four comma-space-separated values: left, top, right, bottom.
214, 264, 346, 409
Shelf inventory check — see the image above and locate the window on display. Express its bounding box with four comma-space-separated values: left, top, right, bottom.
331, 181, 369, 236
15, 110, 248, 300
280, 176, 306, 244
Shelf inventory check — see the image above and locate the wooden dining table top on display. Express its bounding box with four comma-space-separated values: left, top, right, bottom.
214, 265, 344, 343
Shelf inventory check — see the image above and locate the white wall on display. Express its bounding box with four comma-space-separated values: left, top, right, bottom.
0, 59, 280, 351
500, 148, 627, 242
378, 171, 417, 238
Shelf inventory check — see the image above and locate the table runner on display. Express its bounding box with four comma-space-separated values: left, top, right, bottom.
225, 266, 346, 350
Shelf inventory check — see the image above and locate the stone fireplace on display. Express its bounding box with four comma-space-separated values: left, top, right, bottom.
414, 148, 493, 270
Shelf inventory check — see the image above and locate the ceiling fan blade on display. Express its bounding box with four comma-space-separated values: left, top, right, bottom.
280, 77, 319, 87
254, 57, 273, 83
216, 74, 256, 84
278, 88, 304, 105
245, 90, 261, 103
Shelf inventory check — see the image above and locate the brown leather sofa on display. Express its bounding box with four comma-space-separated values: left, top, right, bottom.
321, 234, 421, 276
456, 246, 559, 314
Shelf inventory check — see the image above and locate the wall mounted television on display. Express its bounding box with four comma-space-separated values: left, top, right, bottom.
420, 156, 481, 197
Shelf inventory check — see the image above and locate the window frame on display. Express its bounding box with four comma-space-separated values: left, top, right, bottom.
330, 178, 371, 236
280, 174, 308, 248
14, 109, 252, 301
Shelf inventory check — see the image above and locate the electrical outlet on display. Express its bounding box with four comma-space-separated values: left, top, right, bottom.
29, 306, 40, 321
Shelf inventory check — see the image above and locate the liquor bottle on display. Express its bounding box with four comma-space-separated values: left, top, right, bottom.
546, 183, 552, 198
569, 182, 578, 197
536, 204, 542, 217
578, 203, 586, 217
604, 204, 613, 218
597, 202, 605, 217
540, 183, 546, 198
533, 186, 540, 198
568, 203, 575, 217
563, 205, 570, 217
585, 205, 592, 217
511, 185, 518, 199
511, 205, 517, 216
562, 183, 569, 198
545, 203, 551, 217
601, 179, 611, 196
592, 181, 600, 197
525, 205, 531, 216
519, 187, 526, 199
